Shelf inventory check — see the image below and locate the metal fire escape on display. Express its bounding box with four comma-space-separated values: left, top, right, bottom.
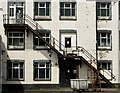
3, 14, 115, 88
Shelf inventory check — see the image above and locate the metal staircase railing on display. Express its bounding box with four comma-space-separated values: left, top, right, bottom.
3, 14, 115, 87
3, 14, 67, 56
77, 46, 115, 80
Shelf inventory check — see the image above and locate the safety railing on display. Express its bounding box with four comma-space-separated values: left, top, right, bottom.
77, 46, 115, 80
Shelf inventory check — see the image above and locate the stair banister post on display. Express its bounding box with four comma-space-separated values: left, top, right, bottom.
53, 37, 55, 48
36, 23, 38, 30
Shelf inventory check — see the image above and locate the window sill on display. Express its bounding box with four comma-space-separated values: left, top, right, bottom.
34, 16, 51, 21
8, 46, 25, 50
34, 46, 50, 50
60, 16, 76, 20
97, 16, 111, 20
7, 79, 24, 81
98, 46, 112, 50
34, 79, 51, 81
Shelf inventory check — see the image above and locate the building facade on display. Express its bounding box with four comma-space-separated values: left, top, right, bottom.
0, 0, 120, 91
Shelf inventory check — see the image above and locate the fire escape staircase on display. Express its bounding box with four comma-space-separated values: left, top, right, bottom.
3, 14, 115, 88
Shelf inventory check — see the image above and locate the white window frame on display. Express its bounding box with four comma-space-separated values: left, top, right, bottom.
34, 60, 51, 80
60, 2, 76, 20
97, 2, 111, 19
7, 60, 24, 81
34, 2, 51, 19
8, 31, 24, 50
98, 31, 112, 49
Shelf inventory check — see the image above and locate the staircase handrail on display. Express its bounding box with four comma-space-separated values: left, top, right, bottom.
25, 15, 43, 29
77, 46, 115, 80
25, 14, 66, 55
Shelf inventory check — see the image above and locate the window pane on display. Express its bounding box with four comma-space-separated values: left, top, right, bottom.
13, 69, 18, 78
8, 38, 12, 45
39, 69, 45, 78
72, 9, 75, 16
34, 38, 38, 45
46, 69, 50, 78
65, 3, 70, 7
39, 40, 45, 46
101, 33, 106, 37
101, 9, 106, 16
102, 63, 107, 69
46, 8, 49, 16
101, 39, 106, 46
39, 8, 45, 16
13, 33, 19, 37
107, 9, 110, 16
101, 3, 106, 8
65, 9, 70, 16
9, 8, 14, 17
60, 3, 64, 7
61, 9, 64, 16
34, 69, 38, 78
97, 9, 100, 16
40, 3, 45, 7
39, 63, 45, 67
13, 38, 19, 46
20, 69, 23, 78
34, 2, 38, 15
72, 3, 75, 8
46, 38, 49, 43
8, 68, 12, 79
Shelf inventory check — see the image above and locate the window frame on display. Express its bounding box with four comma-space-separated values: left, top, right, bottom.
7, 31, 25, 50
33, 30, 51, 50
60, 2, 76, 20
97, 2, 111, 20
33, 60, 51, 81
7, 60, 25, 81
97, 30, 112, 50
34, 2, 51, 20
98, 60, 112, 70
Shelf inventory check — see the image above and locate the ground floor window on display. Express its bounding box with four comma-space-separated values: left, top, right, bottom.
98, 60, 112, 70
33, 60, 51, 80
7, 60, 24, 80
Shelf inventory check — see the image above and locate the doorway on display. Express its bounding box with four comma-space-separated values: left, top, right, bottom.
8, 2, 25, 24
59, 59, 77, 87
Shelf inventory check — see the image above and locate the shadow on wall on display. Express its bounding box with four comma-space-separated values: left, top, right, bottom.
1, 40, 24, 93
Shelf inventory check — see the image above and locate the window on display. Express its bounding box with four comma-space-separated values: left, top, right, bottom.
97, 30, 112, 49
98, 60, 112, 70
60, 2, 76, 20
33, 30, 50, 49
65, 37, 71, 48
34, 2, 51, 20
9, 2, 14, 17
97, 2, 111, 19
33, 60, 51, 80
7, 31, 24, 50
7, 60, 24, 80
60, 30, 77, 51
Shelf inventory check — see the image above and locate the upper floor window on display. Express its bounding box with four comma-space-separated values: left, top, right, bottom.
34, 2, 51, 20
33, 60, 51, 81
8, 2, 25, 24
97, 2, 111, 20
7, 31, 25, 50
7, 60, 25, 81
60, 30, 77, 51
33, 30, 50, 50
60, 2, 76, 20
97, 30, 112, 49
